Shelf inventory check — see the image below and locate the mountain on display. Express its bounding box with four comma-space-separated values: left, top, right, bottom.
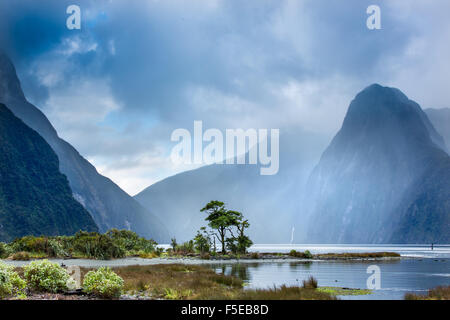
302, 84, 450, 243
425, 108, 450, 152
0, 103, 98, 242
0, 53, 169, 242
135, 130, 327, 243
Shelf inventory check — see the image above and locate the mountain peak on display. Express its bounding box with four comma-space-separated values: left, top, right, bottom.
350, 84, 410, 114
339, 84, 447, 152
303, 84, 450, 243
0, 52, 25, 101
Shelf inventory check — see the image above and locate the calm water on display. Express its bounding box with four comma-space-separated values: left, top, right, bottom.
3, 244, 449, 300
210, 244, 450, 300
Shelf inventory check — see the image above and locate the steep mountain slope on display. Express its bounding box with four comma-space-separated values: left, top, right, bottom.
388, 153, 450, 243
0, 53, 169, 242
302, 84, 449, 243
0, 103, 98, 242
425, 108, 450, 152
135, 130, 327, 243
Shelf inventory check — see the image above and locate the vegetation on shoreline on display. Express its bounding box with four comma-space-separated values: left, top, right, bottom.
83, 264, 336, 300
0, 232, 402, 261
4, 262, 448, 300
0, 201, 402, 262
1, 260, 125, 300
289, 250, 313, 259
1, 263, 341, 300
405, 286, 450, 300
317, 287, 372, 296
0, 229, 159, 260
314, 252, 401, 259
1, 235, 402, 263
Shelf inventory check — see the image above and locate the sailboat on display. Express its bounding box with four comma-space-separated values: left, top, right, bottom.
290, 226, 295, 244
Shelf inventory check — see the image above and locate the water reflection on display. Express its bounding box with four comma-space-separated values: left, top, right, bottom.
208, 258, 450, 300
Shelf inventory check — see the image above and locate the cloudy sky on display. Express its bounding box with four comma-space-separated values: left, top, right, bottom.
1, 0, 449, 194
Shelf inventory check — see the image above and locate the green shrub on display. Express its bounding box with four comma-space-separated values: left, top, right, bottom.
155, 247, 164, 256
3, 230, 158, 260
83, 267, 124, 299
47, 239, 68, 257
176, 240, 195, 254
171, 238, 178, 251
10, 251, 30, 261
0, 243, 12, 259
11, 236, 47, 253
250, 252, 259, 259
0, 262, 26, 299
72, 231, 126, 260
289, 250, 313, 259
304, 250, 313, 259
106, 229, 157, 253
9, 236, 67, 258
194, 229, 211, 254
24, 260, 71, 293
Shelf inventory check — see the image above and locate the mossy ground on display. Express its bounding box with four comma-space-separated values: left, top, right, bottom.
317, 286, 373, 296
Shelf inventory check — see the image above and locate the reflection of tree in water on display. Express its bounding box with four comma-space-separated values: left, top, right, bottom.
215, 263, 261, 282
213, 262, 324, 284
289, 261, 312, 270
231, 263, 251, 281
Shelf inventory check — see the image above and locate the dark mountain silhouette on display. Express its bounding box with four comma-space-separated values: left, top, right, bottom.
0, 53, 169, 242
0, 103, 98, 242
302, 84, 450, 243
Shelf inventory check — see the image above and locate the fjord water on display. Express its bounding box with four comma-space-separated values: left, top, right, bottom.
214, 244, 450, 300
3, 244, 448, 300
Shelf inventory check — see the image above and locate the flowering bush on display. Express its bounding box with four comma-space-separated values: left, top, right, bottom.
0, 262, 26, 299
23, 260, 71, 293
83, 267, 124, 299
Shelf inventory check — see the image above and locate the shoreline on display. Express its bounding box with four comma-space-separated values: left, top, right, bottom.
1, 255, 404, 268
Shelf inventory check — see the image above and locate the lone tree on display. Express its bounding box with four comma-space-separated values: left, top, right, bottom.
234, 219, 253, 254
200, 201, 242, 254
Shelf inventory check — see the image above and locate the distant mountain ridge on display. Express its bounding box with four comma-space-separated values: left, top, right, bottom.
0, 103, 98, 242
136, 84, 450, 244
0, 53, 169, 242
135, 130, 327, 243
302, 84, 450, 243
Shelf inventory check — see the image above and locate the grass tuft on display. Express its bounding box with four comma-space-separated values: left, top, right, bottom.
405, 286, 450, 300
302, 276, 318, 289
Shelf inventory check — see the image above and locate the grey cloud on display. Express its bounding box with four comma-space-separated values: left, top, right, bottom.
1, 0, 449, 193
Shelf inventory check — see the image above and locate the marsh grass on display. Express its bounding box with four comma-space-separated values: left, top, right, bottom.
238, 285, 335, 300
405, 286, 450, 300
79, 264, 334, 300
302, 276, 318, 289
